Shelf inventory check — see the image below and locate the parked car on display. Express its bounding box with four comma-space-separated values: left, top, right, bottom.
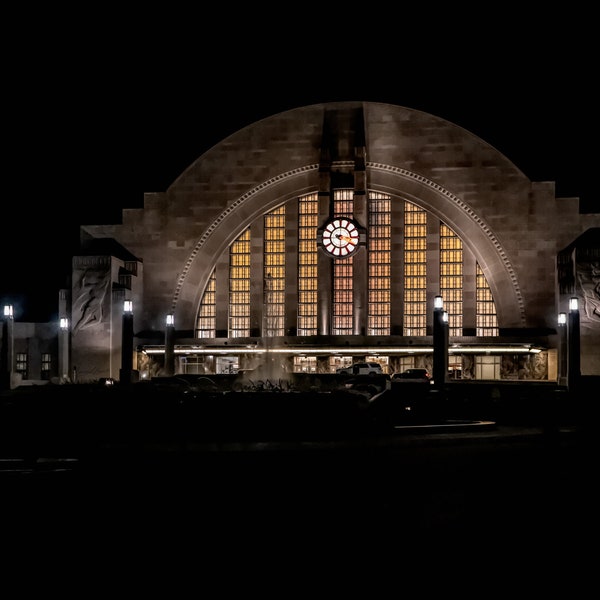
391, 368, 431, 381
336, 362, 383, 376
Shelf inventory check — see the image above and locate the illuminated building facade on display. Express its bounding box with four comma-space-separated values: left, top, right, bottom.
4, 102, 598, 385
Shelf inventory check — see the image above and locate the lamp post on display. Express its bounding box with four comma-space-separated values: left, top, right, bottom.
443, 309, 449, 363
164, 313, 175, 376
567, 297, 580, 393
432, 295, 448, 390
1, 304, 14, 390
557, 312, 567, 387
120, 300, 134, 385
58, 316, 71, 383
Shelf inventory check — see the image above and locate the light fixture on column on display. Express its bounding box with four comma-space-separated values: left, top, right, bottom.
557, 312, 567, 386
58, 316, 71, 382
164, 313, 175, 376
567, 297, 580, 393
443, 310, 449, 380
120, 299, 134, 384
432, 295, 447, 390
1, 305, 15, 390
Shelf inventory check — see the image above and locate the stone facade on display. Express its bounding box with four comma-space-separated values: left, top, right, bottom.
3, 102, 598, 385
86, 103, 598, 327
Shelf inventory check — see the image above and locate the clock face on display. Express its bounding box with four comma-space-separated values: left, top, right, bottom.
321, 218, 360, 257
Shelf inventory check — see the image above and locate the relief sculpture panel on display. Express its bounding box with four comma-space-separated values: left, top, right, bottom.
72, 260, 111, 334
577, 260, 600, 328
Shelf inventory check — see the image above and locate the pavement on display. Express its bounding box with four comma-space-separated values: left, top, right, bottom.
1, 381, 594, 550
1, 402, 593, 589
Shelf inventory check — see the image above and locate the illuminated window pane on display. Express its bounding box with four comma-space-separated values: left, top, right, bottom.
41, 353, 51, 372
404, 201, 427, 335
196, 268, 216, 338
298, 194, 319, 335
292, 355, 317, 373
264, 206, 286, 337
368, 192, 391, 335
16, 352, 27, 375
476, 263, 499, 336
229, 229, 251, 337
440, 223, 463, 336
332, 190, 354, 335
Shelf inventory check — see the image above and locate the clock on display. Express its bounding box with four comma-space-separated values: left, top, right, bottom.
319, 218, 362, 258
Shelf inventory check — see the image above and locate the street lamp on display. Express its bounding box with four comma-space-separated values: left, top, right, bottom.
120, 300, 134, 385
58, 316, 71, 383
557, 312, 567, 386
567, 297, 580, 393
164, 313, 175, 376
432, 296, 448, 390
1, 304, 14, 390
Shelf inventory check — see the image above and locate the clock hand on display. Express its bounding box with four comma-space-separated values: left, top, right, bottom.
335, 233, 354, 243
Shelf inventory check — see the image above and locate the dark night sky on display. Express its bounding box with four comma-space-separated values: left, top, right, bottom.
1, 18, 597, 322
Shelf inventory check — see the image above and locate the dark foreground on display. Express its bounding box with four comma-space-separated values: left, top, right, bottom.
1, 379, 596, 589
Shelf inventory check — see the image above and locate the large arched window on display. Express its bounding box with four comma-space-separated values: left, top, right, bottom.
195, 191, 498, 341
